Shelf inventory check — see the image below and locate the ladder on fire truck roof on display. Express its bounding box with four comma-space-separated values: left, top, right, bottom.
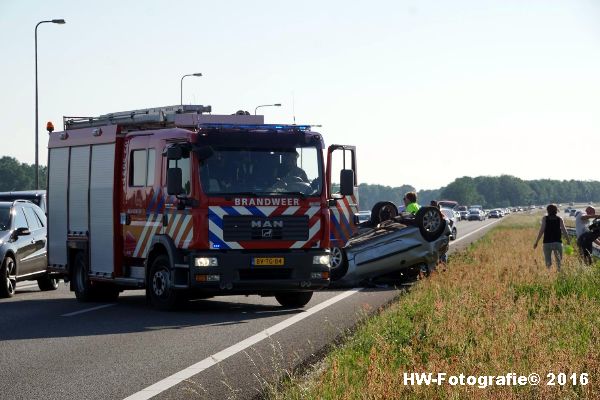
63, 104, 212, 130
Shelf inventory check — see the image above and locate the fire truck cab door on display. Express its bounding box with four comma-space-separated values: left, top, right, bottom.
326, 145, 359, 250
123, 137, 158, 259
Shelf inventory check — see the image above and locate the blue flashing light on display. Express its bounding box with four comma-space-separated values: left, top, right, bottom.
212, 244, 221, 249
198, 123, 312, 133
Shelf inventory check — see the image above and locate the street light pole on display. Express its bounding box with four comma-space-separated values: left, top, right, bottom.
35, 18, 65, 190
180, 73, 203, 106
254, 103, 282, 115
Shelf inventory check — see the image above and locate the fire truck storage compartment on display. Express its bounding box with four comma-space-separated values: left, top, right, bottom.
89, 144, 116, 274
68, 146, 90, 233
48, 148, 69, 266
48, 143, 116, 274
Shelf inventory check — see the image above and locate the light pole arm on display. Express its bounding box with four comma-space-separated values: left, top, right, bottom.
34, 19, 65, 190
180, 75, 188, 106
34, 21, 51, 190
254, 104, 282, 115
180, 73, 202, 106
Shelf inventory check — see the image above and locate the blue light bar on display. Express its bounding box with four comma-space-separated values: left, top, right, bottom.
197, 123, 312, 133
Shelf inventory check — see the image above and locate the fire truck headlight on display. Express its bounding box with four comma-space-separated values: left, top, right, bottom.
195, 257, 218, 267
312, 255, 330, 265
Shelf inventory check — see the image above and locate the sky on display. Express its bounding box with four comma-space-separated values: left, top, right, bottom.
1, 0, 599, 190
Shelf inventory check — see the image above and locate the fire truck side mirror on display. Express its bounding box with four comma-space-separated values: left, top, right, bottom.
339, 169, 354, 197
167, 167, 183, 195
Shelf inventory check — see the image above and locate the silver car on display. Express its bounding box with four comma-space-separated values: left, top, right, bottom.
467, 209, 485, 221
0, 200, 58, 297
330, 206, 450, 286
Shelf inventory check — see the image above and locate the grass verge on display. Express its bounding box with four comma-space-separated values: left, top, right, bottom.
270, 214, 600, 399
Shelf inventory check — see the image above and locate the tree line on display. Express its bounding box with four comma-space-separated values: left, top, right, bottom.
0, 156, 47, 191
358, 175, 600, 210
0, 156, 597, 209
439, 175, 600, 208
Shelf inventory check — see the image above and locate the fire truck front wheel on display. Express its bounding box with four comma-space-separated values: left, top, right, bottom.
275, 291, 313, 308
148, 255, 184, 311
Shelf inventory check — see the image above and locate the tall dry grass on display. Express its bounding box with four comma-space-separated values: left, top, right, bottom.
272, 214, 600, 399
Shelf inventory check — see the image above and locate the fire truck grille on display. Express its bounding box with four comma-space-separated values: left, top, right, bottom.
223, 215, 309, 241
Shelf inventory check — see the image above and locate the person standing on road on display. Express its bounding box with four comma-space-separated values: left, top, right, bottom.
534, 204, 570, 270
403, 192, 420, 215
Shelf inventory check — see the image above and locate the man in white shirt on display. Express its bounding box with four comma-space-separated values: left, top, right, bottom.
575, 207, 598, 238
575, 206, 600, 263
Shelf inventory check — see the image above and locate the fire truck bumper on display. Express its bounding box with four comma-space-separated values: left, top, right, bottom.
186, 250, 331, 293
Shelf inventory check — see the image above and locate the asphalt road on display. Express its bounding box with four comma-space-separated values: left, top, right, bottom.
0, 217, 503, 400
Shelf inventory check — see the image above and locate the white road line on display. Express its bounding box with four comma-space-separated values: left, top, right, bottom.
124, 288, 362, 400
453, 219, 502, 244
253, 310, 289, 314
61, 304, 116, 317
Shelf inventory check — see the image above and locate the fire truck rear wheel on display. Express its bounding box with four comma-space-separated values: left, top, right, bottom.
275, 291, 313, 308
148, 255, 183, 311
73, 252, 95, 302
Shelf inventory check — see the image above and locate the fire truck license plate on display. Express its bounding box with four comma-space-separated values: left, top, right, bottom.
253, 257, 284, 266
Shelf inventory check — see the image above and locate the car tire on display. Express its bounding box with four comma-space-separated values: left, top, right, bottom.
275, 291, 313, 308
0, 256, 16, 298
73, 252, 96, 302
451, 227, 457, 240
329, 246, 348, 281
370, 201, 398, 225
416, 206, 446, 242
148, 255, 183, 311
37, 275, 59, 291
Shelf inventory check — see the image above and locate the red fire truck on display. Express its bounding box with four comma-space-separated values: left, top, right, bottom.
47, 105, 358, 309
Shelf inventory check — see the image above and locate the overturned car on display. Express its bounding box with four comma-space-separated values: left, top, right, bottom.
330, 203, 450, 286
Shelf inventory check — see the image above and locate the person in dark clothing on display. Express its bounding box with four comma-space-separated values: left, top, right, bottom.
534, 204, 570, 270
429, 200, 448, 266
577, 219, 600, 265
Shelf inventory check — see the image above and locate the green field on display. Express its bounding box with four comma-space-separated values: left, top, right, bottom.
270, 214, 600, 399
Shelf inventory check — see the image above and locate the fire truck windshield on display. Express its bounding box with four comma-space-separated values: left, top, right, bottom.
200, 147, 322, 196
